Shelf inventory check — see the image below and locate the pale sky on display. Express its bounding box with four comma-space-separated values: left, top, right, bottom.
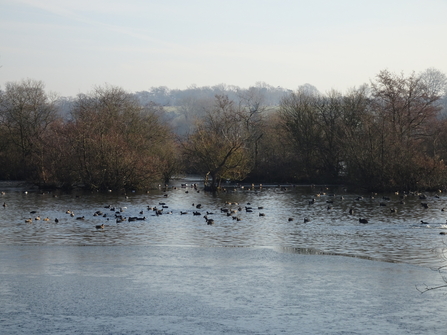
1, 0, 446, 97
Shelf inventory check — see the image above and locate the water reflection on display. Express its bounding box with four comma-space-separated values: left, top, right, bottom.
1, 181, 447, 267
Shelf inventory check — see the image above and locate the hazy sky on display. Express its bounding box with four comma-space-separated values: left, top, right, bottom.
1, 0, 446, 97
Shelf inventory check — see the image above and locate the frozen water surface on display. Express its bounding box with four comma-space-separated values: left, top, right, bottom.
1, 180, 447, 333
1, 245, 446, 334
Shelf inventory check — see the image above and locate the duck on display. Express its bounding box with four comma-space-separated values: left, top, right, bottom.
359, 218, 368, 224
25, 218, 32, 223
95, 224, 105, 229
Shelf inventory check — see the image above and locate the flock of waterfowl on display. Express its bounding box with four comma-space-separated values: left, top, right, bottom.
1, 185, 447, 235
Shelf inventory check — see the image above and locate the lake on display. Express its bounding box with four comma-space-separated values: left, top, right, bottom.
1, 178, 447, 334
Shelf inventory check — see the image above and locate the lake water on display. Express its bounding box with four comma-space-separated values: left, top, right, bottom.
1, 179, 447, 334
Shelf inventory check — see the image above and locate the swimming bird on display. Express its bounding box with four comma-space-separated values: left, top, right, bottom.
359, 218, 368, 224
55, 218, 59, 223
95, 224, 105, 229
204, 216, 214, 225
25, 218, 32, 223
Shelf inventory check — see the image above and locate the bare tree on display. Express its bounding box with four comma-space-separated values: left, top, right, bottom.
0, 79, 57, 180
65, 85, 174, 190
182, 95, 256, 191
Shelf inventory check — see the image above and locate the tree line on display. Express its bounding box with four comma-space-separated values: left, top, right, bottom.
0, 69, 446, 192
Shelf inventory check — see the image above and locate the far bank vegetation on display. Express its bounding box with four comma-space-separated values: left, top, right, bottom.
0, 69, 446, 192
